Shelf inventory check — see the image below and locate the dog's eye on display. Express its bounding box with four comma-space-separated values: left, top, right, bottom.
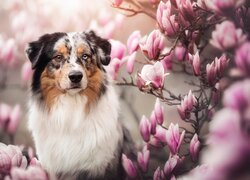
81, 54, 89, 61
54, 55, 63, 61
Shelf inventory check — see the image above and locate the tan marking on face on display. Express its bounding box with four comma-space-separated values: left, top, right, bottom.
80, 65, 103, 113
55, 45, 69, 57
40, 68, 64, 110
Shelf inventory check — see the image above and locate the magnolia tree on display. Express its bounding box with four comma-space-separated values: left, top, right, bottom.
1, 0, 250, 179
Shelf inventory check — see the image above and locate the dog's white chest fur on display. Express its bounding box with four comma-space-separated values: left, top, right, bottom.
28, 86, 122, 177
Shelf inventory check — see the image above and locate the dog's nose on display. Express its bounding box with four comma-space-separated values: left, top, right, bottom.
68, 71, 83, 83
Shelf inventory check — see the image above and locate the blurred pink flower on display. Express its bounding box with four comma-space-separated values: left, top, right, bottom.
206, 62, 217, 86
21, 61, 33, 83
139, 62, 168, 89
106, 58, 125, 80
0, 143, 28, 176
206, 0, 245, 15
112, 0, 123, 7
6, 104, 21, 135
154, 126, 167, 143
140, 30, 164, 60
177, 90, 197, 120
164, 155, 181, 178
0, 104, 12, 127
9, 166, 48, 180
122, 154, 137, 178
223, 80, 250, 111
0, 38, 17, 67
165, 123, 185, 154
153, 167, 165, 180
235, 42, 250, 76
126, 52, 136, 74
175, 45, 187, 61
214, 55, 229, 78
189, 133, 200, 162
149, 111, 157, 135
139, 115, 151, 142
190, 52, 201, 76
127, 31, 141, 55
110, 40, 126, 60
210, 21, 246, 51
177, 0, 196, 20
154, 98, 164, 125
157, 1, 179, 37
136, 74, 145, 91
161, 52, 173, 71
137, 146, 150, 172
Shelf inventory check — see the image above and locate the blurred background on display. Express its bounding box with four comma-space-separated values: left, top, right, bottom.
0, 0, 195, 149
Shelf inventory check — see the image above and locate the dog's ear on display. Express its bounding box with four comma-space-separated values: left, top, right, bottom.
85, 31, 111, 66
25, 39, 44, 69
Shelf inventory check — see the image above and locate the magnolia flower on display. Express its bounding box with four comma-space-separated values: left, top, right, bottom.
210, 21, 246, 51
112, 0, 123, 7
153, 167, 165, 180
149, 111, 157, 135
137, 146, 150, 172
206, 0, 245, 15
0, 103, 21, 135
165, 123, 185, 154
154, 98, 164, 125
0, 143, 28, 176
21, 61, 33, 83
175, 45, 187, 61
190, 52, 201, 76
126, 52, 136, 74
161, 52, 173, 71
164, 155, 182, 178
235, 42, 250, 75
189, 134, 200, 162
110, 40, 126, 60
140, 30, 164, 60
139, 115, 151, 142
0, 38, 17, 67
122, 154, 137, 178
127, 31, 141, 54
157, 1, 179, 37
206, 62, 217, 86
8, 166, 48, 180
177, 90, 197, 120
139, 62, 168, 89
177, 0, 196, 21
154, 126, 167, 143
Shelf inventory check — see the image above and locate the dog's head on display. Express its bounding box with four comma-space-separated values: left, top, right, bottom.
26, 31, 111, 108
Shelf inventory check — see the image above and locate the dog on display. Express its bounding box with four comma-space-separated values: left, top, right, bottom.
26, 31, 134, 180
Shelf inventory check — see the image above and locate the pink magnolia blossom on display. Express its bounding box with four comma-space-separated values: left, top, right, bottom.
165, 123, 185, 154
126, 52, 136, 74
0, 143, 28, 176
177, 0, 196, 21
210, 21, 246, 51
110, 40, 126, 60
21, 61, 33, 83
175, 45, 187, 61
140, 30, 164, 60
153, 167, 165, 180
189, 133, 200, 162
106, 58, 123, 80
0, 103, 12, 127
161, 51, 173, 71
149, 111, 157, 135
235, 42, 250, 75
190, 52, 201, 76
9, 166, 48, 180
157, 1, 179, 37
122, 154, 137, 178
177, 90, 197, 120
214, 55, 229, 78
206, 62, 217, 86
137, 146, 150, 172
0, 38, 17, 67
6, 104, 21, 135
206, 0, 245, 15
127, 31, 141, 54
139, 62, 168, 89
154, 126, 167, 143
139, 115, 151, 142
112, 0, 123, 7
164, 155, 182, 178
154, 98, 164, 125
136, 74, 145, 91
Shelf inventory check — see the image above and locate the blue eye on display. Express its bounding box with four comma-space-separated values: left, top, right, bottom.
82, 54, 89, 60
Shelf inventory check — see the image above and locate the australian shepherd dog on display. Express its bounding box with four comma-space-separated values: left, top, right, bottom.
26, 31, 133, 180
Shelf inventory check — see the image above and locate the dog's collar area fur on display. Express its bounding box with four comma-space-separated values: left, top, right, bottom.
26, 31, 133, 179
